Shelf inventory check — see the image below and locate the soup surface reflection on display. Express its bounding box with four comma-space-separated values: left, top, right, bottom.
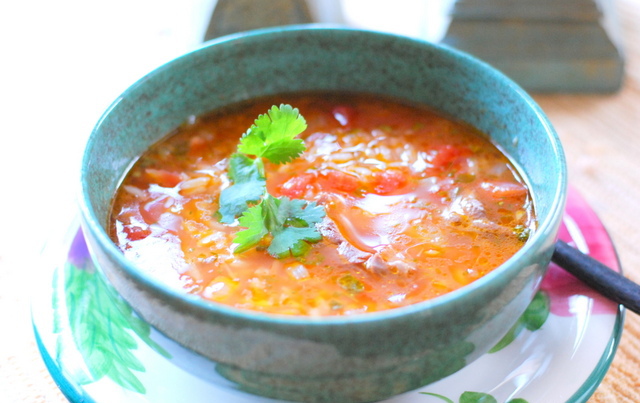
110, 93, 536, 316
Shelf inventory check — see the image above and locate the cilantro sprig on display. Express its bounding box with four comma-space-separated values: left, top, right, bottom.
237, 104, 307, 163
218, 104, 325, 258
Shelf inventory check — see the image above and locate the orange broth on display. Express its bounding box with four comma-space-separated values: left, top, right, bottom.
109, 93, 536, 316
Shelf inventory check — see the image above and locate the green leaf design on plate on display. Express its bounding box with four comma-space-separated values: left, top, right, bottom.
53, 252, 171, 394
420, 391, 529, 403
489, 290, 550, 353
418, 295, 543, 403
420, 392, 455, 403
460, 392, 498, 403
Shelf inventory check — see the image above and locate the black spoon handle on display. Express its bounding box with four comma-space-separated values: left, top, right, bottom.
552, 239, 640, 315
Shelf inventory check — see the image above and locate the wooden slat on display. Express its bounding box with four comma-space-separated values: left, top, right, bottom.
533, 2, 640, 400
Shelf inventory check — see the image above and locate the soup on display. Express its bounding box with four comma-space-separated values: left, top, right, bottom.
109, 93, 535, 316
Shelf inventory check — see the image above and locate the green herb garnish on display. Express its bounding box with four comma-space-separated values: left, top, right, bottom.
513, 225, 531, 242
218, 104, 325, 258
338, 273, 365, 293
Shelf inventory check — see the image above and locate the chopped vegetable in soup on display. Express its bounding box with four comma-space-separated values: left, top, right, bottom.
110, 93, 536, 316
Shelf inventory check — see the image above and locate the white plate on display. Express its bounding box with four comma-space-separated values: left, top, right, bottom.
32, 187, 623, 403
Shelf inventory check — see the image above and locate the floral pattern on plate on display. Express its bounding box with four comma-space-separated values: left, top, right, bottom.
32, 187, 623, 403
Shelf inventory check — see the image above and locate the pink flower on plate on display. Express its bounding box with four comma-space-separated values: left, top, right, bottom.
540, 187, 620, 316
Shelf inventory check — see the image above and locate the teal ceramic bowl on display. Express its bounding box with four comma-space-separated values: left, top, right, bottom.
79, 26, 567, 402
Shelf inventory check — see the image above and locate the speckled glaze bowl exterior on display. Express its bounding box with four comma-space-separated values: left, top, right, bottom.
80, 26, 567, 403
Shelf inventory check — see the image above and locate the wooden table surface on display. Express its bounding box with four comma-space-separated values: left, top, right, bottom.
532, 1, 640, 400
1, 0, 639, 401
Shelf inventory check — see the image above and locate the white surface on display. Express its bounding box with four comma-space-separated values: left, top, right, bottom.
1, 4, 214, 388
0, 0, 452, 260
0, 3, 449, 398
1, 0, 217, 258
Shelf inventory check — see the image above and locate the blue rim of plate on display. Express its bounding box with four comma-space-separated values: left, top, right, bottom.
32, 189, 624, 403
33, 324, 93, 403
567, 257, 625, 403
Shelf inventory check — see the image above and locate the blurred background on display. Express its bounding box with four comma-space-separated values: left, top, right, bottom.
0, 0, 456, 255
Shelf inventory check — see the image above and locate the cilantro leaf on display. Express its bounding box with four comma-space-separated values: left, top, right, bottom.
227, 152, 263, 183
264, 196, 325, 258
218, 153, 265, 224
234, 203, 269, 254
234, 195, 325, 258
260, 138, 306, 164
238, 104, 307, 164
217, 104, 325, 258
271, 196, 326, 229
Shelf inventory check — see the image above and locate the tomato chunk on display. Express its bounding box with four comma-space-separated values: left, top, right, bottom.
279, 173, 316, 198
145, 168, 183, 188
371, 169, 409, 195
123, 225, 151, 241
320, 170, 360, 193
430, 145, 472, 169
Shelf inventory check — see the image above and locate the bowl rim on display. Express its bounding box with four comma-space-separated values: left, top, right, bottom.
79, 24, 568, 327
